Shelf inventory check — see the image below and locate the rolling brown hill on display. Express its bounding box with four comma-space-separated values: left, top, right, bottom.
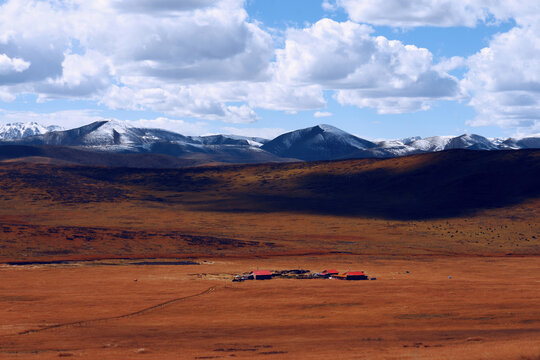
0, 149, 538, 262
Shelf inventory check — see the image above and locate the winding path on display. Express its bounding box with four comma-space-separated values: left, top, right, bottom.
17, 285, 219, 336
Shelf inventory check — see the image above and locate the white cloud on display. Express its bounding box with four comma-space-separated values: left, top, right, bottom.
75, 0, 273, 83
0, 0, 274, 123
332, 1, 540, 28
463, 24, 540, 134
322, 0, 337, 12
131, 117, 211, 135
2, 0, 539, 136
276, 19, 462, 113
433, 56, 467, 73
245, 82, 326, 112
314, 111, 332, 118
0, 87, 15, 102
333, 0, 492, 27
335, 94, 431, 114
110, 0, 219, 13
102, 83, 261, 123
36, 50, 113, 99
0, 54, 30, 74
0, 0, 69, 86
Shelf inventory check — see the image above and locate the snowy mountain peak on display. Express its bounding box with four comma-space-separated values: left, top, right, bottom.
408, 136, 454, 152
315, 124, 344, 133
446, 134, 498, 150
261, 124, 376, 161
0, 122, 58, 140
400, 136, 422, 145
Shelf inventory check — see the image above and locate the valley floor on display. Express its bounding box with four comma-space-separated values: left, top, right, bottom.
0, 155, 538, 359
1, 255, 540, 360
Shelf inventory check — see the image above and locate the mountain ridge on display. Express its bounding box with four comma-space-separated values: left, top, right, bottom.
0, 120, 539, 166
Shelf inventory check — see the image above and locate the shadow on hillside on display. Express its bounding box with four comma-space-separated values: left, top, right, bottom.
203, 150, 540, 220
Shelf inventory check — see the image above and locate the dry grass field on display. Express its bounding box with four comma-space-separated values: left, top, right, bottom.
1, 256, 540, 359
0, 150, 539, 359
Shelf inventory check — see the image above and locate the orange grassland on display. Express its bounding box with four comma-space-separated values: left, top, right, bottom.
0, 151, 539, 359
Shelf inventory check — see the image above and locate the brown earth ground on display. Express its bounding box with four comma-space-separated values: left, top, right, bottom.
0, 151, 539, 358
1, 256, 540, 359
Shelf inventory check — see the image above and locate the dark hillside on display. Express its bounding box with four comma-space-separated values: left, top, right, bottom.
1, 149, 538, 220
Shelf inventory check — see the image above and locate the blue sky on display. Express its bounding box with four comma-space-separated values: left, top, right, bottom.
0, 0, 539, 139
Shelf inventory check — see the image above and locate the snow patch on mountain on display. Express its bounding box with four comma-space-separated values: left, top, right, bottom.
446, 134, 498, 150
374, 140, 419, 157
0, 122, 59, 140
408, 136, 454, 152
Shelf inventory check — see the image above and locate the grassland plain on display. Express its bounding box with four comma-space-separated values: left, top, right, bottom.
0, 150, 539, 359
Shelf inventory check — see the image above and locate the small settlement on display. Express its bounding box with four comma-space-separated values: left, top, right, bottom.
233, 269, 374, 282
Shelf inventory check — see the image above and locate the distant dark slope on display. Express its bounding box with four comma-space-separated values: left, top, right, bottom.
148, 142, 296, 164
0, 145, 200, 168
204, 149, 540, 220
0, 144, 295, 167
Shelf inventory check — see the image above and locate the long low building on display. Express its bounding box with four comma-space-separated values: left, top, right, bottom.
252, 270, 273, 280
333, 271, 368, 280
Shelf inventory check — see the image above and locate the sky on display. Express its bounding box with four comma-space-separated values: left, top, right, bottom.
0, 0, 539, 140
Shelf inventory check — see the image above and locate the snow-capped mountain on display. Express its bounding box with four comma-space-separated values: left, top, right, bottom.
371, 140, 421, 157
197, 134, 267, 147
445, 134, 499, 150
400, 136, 422, 145
19, 120, 192, 150
0, 122, 62, 140
407, 136, 454, 152
15, 120, 269, 151
261, 126, 539, 161
1, 120, 539, 165
5, 120, 283, 164
261, 124, 376, 161
500, 137, 540, 150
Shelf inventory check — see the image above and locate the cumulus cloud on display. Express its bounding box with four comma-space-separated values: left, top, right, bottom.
332, 0, 492, 27
2, 0, 538, 135
131, 117, 211, 135
102, 82, 261, 123
314, 111, 333, 118
0, 0, 69, 86
0, 54, 30, 74
325, 1, 540, 134
85, 0, 273, 83
110, 0, 219, 13
275, 19, 462, 113
331, 1, 540, 28
463, 24, 540, 134
36, 50, 113, 99
0, 0, 274, 123
245, 82, 326, 113
0, 87, 16, 102
322, 0, 337, 12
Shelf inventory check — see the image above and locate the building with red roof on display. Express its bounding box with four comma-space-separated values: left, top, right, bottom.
321, 269, 339, 275
319, 269, 339, 278
251, 270, 273, 280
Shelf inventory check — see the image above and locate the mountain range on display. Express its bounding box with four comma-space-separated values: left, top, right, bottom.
0, 120, 538, 167
0, 122, 63, 141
